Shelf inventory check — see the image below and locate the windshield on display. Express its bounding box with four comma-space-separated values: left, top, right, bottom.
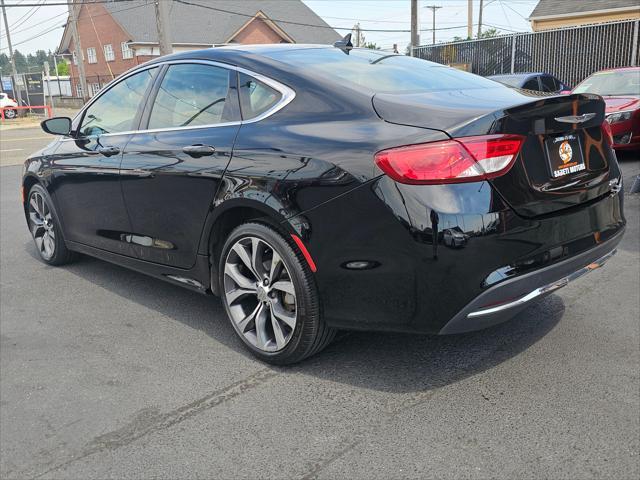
573, 70, 640, 96
264, 48, 500, 93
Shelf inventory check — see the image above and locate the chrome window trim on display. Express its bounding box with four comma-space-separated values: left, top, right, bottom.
62, 58, 295, 142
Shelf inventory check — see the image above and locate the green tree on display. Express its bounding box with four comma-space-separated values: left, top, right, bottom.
364, 42, 381, 50
13, 50, 27, 73
56, 61, 69, 76
0, 53, 10, 76
478, 28, 500, 39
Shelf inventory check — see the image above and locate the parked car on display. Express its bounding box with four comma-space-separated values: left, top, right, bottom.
24, 44, 625, 364
0, 92, 18, 119
443, 228, 468, 248
572, 67, 640, 151
488, 73, 570, 94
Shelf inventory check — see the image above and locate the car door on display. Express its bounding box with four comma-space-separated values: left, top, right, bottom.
49, 66, 158, 255
119, 61, 241, 268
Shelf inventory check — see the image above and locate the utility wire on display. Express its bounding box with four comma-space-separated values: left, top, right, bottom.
0, 1, 149, 50
8, 0, 43, 31
1, 11, 66, 39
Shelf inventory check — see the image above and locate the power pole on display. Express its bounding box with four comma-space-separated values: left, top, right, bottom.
352, 22, 362, 47
425, 5, 442, 45
410, 0, 419, 55
477, 0, 484, 38
67, 0, 88, 101
155, 0, 173, 56
467, 0, 473, 39
1, 0, 23, 106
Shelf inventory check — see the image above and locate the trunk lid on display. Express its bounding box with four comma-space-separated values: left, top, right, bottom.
373, 89, 619, 217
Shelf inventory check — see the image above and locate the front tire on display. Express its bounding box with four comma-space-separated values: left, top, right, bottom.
4, 109, 17, 119
27, 184, 75, 266
218, 222, 335, 365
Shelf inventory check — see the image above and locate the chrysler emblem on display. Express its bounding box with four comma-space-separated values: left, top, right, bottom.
555, 113, 596, 124
559, 140, 573, 163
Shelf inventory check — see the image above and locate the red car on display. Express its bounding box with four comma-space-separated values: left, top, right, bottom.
572, 67, 640, 151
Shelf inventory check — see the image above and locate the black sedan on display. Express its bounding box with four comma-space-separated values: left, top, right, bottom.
488, 72, 571, 93
23, 44, 625, 364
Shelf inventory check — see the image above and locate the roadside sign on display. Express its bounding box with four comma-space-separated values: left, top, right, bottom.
1, 77, 12, 92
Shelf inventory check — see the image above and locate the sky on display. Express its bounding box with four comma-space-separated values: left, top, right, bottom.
0, 0, 539, 55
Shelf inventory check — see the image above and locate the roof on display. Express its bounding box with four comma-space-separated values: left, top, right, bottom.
105, 0, 340, 45
529, 0, 640, 19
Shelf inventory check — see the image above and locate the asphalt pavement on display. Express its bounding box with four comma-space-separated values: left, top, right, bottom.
0, 130, 639, 479
0, 126, 54, 167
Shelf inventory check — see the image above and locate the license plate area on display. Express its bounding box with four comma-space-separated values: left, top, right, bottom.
545, 134, 586, 179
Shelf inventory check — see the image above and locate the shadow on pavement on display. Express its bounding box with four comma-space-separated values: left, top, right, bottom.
30, 242, 564, 394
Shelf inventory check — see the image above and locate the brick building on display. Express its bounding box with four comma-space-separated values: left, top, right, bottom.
58, 0, 340, 97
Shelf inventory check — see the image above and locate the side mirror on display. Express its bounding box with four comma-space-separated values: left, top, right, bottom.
41, 117, 72, 136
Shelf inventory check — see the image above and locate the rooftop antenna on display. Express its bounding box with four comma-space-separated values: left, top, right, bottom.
334, 33, 353, 54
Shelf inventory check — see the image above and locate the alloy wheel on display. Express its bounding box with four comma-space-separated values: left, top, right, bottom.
223, 236, 297, 352
4, 109, 17, 119
28, 191, 56, 260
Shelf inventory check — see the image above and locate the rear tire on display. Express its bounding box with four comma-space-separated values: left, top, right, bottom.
218, 222, 335, 365
4, 109, 17, 119
27, 184, 75, 266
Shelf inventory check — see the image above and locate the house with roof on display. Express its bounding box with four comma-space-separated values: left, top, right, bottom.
529, 0, 640, 31
58, 0, 340, 97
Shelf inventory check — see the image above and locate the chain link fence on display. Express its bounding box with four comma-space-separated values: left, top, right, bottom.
413, 20, 640, 87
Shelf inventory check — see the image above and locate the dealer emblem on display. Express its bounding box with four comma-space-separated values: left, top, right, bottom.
559, 140, 573, 164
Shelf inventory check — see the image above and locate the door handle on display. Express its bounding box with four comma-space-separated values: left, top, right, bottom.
98, 145, 120, 157
182, 144, 215, 157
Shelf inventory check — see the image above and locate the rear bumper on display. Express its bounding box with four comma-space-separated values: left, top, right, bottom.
438, 230, 623, 334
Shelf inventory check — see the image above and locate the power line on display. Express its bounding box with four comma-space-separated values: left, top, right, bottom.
0, 1, 150, 50
8, 0, 42, 31
1, 11, 66, 39
2, 1, 134, 7
1, 19, 63, 48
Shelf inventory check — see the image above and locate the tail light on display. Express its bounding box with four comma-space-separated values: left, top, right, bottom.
602, 121, 614, 146
374, 134, 525, 185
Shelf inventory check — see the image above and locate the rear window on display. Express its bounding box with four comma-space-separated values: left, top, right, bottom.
489, 75, 523, 88
265, 48, 500, 93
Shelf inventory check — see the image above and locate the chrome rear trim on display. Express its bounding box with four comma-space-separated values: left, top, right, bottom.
467, 248, 617, 318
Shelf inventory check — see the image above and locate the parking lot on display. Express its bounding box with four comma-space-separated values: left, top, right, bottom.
1, 127, 639, 478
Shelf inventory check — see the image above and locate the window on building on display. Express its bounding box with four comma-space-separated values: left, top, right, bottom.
148, 63, 233, 129
76, 83, 83, 97
72, 51, 78, 65
79, 67, 157, 137
104, 44, 115, 62
89, 83, 101, 97
87, 47, 97, 64
121, 42, 133, 59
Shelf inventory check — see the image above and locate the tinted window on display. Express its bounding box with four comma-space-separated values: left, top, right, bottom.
238, 73, 282, 119
540, 75, 557, 92
522, 77, 540, 91
148, 64, 233, 129
265, 48, 500, 93
79, 68, 156, 137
